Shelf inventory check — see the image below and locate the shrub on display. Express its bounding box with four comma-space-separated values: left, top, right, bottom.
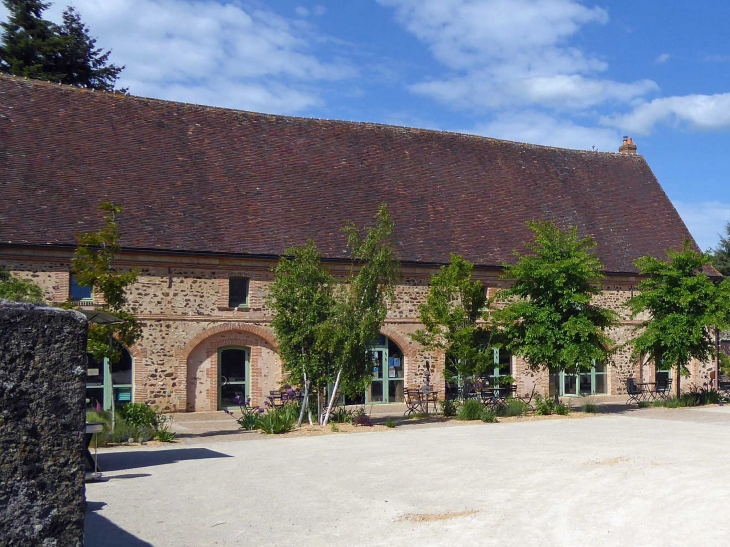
85, 410, 155, 446
330, 422, 340, 432
581, 396, 598, 414
330, 408, 354, 424
352, 408, 373, 427
457, 399, 483, 420
555, 401, 571, 415
638, 401, 653, 408
236, 406, 263, 431
534, 396, 555, 416
385, 419, 397, 428
481, 409, 498, 423
498, 398, 530, 417
119, 403, 159, 429
440, 398, 459, 417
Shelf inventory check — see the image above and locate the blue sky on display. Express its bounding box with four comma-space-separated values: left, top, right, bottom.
4, 0, 729, 249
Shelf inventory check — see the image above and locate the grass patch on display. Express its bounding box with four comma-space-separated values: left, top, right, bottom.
497, 398, 530, 417
385, 419, 397, 428
555, 401, 571, 415
480, 409, 498, 423
407, 412, 429, 420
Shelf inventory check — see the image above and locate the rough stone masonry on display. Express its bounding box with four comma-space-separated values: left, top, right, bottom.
0, 301, 88, 547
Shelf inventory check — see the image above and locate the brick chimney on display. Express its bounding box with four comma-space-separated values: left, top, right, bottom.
619, 136, 637, 154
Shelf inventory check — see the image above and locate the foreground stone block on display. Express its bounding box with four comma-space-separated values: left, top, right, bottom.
0, 301, 88, 547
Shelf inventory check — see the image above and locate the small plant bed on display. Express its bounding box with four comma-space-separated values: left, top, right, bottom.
86, 403, 177, 448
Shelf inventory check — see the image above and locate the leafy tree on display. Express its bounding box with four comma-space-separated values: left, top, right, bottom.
0, 0, 61, 80
321, 204, 401, 425
627, 240, 730, 397
0, 267, 44, 302
710, 222, 730, 277
69, 202, 140, 365
492, 222, 619, 402
412, 254, 494, 393
0, 1, 125, 91
267, 240, 336, 426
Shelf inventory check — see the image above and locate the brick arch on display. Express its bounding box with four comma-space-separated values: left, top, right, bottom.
176, 322, 278, 366
380, 324, 417, 359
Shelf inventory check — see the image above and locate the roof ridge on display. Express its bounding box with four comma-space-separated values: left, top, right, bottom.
1, 73, 639, 158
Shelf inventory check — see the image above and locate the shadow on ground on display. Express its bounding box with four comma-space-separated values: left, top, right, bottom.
85, 502, 154, 547
99, 447, 231, 472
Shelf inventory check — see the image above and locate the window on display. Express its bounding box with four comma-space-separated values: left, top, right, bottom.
560, 361, 607, 396
228, 277, 249, 308
488, 348, 512, 397
70, 275, 92, 302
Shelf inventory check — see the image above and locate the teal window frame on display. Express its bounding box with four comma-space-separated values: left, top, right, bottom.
218, 345, 250, 410
559, 360, 607, 396
228, 277, 250, 308
70, 274, 93, 303
85, 347, 133, 411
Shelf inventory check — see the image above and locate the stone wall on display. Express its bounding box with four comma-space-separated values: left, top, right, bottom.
0, 301, 88, 547
0, 248, 717, 411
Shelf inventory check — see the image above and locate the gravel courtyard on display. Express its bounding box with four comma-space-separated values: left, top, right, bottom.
85, 406, 730, 547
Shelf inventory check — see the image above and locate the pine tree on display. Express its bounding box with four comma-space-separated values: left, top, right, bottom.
0, 0, 62, 80
56, 7, 125, 91
0, 1, 125, 91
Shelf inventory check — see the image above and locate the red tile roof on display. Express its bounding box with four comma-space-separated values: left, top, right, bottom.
0, 75, 696, 272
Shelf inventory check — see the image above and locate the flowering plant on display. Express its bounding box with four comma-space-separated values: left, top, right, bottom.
223, 395, 264, 431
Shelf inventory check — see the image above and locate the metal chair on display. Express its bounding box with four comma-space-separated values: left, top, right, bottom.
626, 378, 644, 404
404, 388, 425, 417
655, 378, 672, 400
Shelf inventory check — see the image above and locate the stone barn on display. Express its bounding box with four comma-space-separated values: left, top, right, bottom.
0, 74, 719, 412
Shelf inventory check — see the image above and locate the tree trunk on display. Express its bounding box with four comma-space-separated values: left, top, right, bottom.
553, 372, 560, 405
297, 373, 310, 428
322, 368, 342, 427
676, 363, 681, 398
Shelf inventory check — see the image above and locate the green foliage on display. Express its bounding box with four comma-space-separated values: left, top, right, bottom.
155, 428, 175, 443
352, 408, 373, 427
440, 398, 459, 417
330, 422, 340, 432
653, 387, 722, 408
627, 240, 730, 395
385, 418, 397, 428
480, 409, 498, 423
267, 240, 336, 394
710, 223, 730, 277
492, 222, 619, 396
0, 268, 44, 302
69, 202, 141, 365
412, 254, 494, 381
236, 407, 262, 431
323, 204, 401, 399
85, 410, 156, 446
534, 396, 556, 416
329, 407, 354, 424
555, 401, 571, 415
497, 398, 530, 417
0, 1, 125, 90
457, 399, 483, 420
257, 406, 296, 434
119, 403, 158, 429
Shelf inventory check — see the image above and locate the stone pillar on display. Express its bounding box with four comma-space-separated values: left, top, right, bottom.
0, 301, 88, 547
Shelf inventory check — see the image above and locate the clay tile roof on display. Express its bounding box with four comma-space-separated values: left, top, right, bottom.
0, 74, 697, 273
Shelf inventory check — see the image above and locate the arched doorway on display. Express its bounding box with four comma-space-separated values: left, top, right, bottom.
85, 342, 133, 411
218, 346, 250, 410
367, 335, 405, 404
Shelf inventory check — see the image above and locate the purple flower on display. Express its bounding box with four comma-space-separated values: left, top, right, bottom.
234, 395, 241, 404
258, 407, 265, 414
265, 400, 271, 407
246, 398, 251, 405
223, 409, 233, 416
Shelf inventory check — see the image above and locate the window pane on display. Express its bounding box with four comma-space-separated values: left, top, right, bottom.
388, 380, 404, 403
221, 384, 245, 408
111, 347, 133, 385
86, 353, 104, 386
228, 278, 249, 307
369, 381, 384, 402
579, 373, 592, 394
220, 349, 247, 382
594, 361, 606, 374
563, 374, 577, 395
594, 374, 606, 394
70, 275, 92, 301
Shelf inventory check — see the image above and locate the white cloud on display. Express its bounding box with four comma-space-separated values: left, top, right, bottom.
12, 0, 358, 114
655, 53, 670, 64
603, 93, 730, 135
673, 200, 730, 251
464, 111, 621, 151
313, 5, 327, 16
378, 0, 657, 110
295, 6, 309, 17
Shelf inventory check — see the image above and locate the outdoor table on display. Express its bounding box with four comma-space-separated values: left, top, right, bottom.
635, 382, 656, 401
85, 421, 104, 481
419, 387, 439, 415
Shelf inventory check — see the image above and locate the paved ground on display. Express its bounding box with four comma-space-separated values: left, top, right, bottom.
85, 405, 730, 547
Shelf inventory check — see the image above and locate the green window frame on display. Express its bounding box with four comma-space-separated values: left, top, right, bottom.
559, 360, 607, 396
218, 346, 250, 410
364, 335, 405, 404
70, 274, 93, 303
85, 345, 133, 411
228, 277, 250, 308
